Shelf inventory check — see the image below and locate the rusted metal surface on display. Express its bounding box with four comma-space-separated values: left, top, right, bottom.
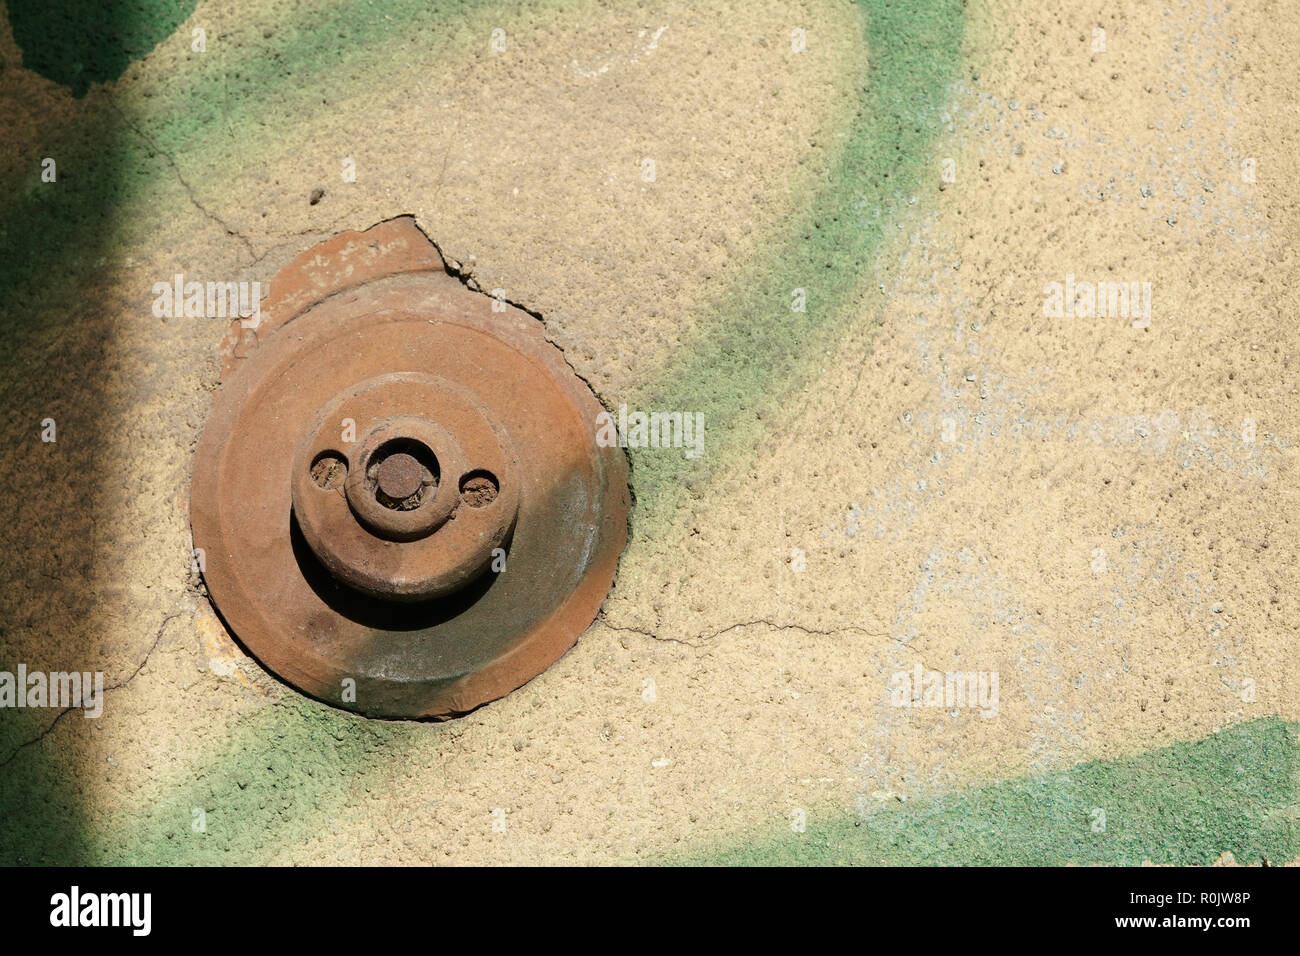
192, 217, 630, 718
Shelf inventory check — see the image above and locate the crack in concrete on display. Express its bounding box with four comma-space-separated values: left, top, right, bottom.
0, 611, 182, 768
598, 614, 912, 654
107, 96, 258, 262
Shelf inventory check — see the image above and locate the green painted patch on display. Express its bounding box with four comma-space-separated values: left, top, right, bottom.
678, 718, 1299, 866
628, 0, 970, 531
0, 695, 415, 865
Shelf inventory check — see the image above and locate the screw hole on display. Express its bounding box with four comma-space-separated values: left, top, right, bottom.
310, 451, 348, 490
459, 470, 499, 507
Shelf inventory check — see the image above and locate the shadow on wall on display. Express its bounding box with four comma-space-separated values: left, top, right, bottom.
0, 0, 195, 864
6, 0, 198, 96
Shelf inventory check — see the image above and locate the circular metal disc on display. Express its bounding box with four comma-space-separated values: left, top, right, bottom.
192, 260, 629, 718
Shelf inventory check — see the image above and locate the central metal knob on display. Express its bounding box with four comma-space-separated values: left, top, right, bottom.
375, 451, 425, 503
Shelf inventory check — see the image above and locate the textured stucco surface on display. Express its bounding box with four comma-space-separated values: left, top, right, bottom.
0, 0, 1295, 864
